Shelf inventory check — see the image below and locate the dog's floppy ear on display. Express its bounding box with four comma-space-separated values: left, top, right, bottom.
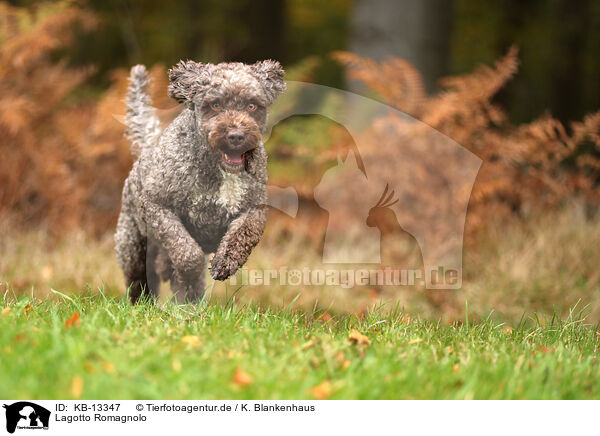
168, 60, 207, 105
251, 60, 286, 104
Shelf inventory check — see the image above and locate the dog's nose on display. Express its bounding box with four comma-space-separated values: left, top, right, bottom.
227, 130, 245, 146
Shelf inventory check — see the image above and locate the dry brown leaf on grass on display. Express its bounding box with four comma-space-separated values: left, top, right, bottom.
320, 313, 332, 322
23, 305, 32, 315
232, 368, 254, 387
172, 359, 182, 373
64, 311, 80, 328
1, 307, 10, 315
102, 361, 115, 373
71, 375, 83, 398
181, 335, 201, 347
334, 351, 351, 370
301, 340, 316, 350
311, 380, 331, 400
226, 349, 239, 359
348, 329, 371, 346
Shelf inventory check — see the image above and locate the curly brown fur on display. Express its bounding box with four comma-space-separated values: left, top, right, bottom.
115, 60, 285, 303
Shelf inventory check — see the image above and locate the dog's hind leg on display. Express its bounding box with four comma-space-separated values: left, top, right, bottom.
115, 208, 159, 303
146, 241, 161, 296
170, 260, 207, 303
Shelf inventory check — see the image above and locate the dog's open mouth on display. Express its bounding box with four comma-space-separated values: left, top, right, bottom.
219, 149, 252, 172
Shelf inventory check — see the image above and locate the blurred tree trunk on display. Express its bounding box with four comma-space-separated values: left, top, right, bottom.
549, 0, 589, 123
224, 0, 284, 64
183, 0, 284, 64
349, 0, 453, 93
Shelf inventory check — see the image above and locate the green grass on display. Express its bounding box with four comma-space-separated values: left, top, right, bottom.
1, 291, 600, 400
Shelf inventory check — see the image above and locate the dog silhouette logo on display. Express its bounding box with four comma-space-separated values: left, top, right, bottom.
122, 79, 482, 290
3, 402, 50, 433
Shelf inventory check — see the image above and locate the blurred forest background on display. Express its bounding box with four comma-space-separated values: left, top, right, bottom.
12, 0, 600, 123
0, 0, 599, 322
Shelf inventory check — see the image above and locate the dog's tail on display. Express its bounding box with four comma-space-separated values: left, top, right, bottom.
125, 65, 162, 156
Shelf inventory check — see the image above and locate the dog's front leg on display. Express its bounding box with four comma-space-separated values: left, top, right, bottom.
144, 201, 205, 277
210, 206, 267, 281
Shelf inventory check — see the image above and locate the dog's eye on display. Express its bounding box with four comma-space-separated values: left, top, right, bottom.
211, 102, 221, 111
247, 103, 257, 112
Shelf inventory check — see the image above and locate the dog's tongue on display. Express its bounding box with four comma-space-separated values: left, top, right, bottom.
227, 154, 244, 163
222, 150, 244, 164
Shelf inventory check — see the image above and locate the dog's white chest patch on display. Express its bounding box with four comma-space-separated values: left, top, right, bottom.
217, 170, 247, 214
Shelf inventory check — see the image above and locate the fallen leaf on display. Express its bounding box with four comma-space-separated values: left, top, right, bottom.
348, 329, 371, 346
232, 368, 254, 387
319, 312, 332, 322
301, 340, 315, 350
453, 363, 460, 373
538, 345, 553, 353
181, 335, 201, 347
408, 338, 422, 345
64, 312, 81, 328
102, 361, 115, 373
23, 305, 32, 315
1, 307, 10, 315
172, 359, 182, 372
71, 376, 83, 398
311, 380, 331, 400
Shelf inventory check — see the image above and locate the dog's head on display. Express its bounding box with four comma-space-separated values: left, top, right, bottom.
168, 60, 285, 173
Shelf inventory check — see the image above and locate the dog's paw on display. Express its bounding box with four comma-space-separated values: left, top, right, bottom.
209, 255, 238, 281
